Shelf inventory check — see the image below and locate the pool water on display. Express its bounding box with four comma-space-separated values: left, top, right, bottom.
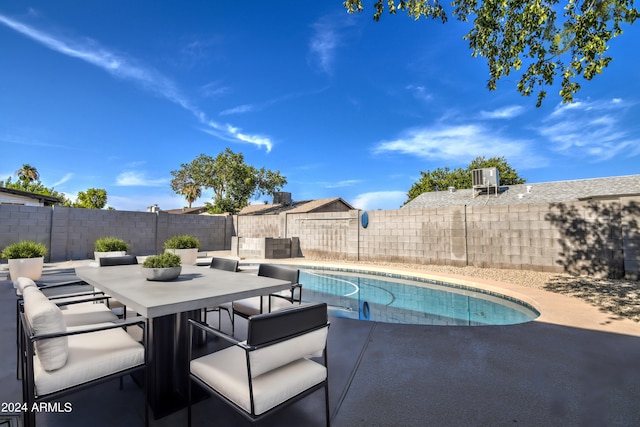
299, 270, 539, 326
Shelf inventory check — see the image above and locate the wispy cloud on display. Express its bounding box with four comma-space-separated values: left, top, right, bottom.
0, 13, 273, 151
325, 179, 362, 188
374, 124, 545, 168
406, 85, 433, 102
200, 81, 230, 98
479, 105, 524, 119
350, 191, 407, 210
219, 104, 256, 116
51, 173, 73, 187
308, 16, 354, 75
200, 123, 273, 151
115, 171, 167, 187
540, 98, 639, 161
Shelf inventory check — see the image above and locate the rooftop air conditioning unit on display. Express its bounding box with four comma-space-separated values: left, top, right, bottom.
273, 192, 292, 205
472, 168, 500, 198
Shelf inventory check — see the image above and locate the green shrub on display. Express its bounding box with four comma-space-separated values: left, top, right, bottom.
142, 252, 182, 268
1, 240, 47, 259
94, 237, 129, 252
163, 235, 200, 249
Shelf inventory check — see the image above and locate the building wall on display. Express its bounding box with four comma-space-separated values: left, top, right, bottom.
0, 205, 230, 262
0, 193, 44, 206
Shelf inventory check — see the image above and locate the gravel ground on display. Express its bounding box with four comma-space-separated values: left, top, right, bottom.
314, 260, 640, 323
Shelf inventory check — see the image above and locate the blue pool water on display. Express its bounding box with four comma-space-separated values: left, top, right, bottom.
299, 269, 539, 326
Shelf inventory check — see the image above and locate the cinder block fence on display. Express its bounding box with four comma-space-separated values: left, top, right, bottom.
2, 198, 639, 279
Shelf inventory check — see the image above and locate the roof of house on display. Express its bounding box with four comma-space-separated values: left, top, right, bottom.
0, 187, 60, 206
239, 197, 355, 215
164, 206, 210, 215
402, 175, 640, 209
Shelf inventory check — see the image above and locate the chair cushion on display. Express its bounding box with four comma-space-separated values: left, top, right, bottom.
232, 297, 267, 316
249, 327, 328, 377
22, 286, 69, 371
33, 324, 145, 396
15, 276, 37, 296
191, 345, 326, 416
61, 302, 119, 326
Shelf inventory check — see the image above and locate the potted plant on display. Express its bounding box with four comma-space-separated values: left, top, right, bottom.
94, 237, 129, 263
163, 235, 200, 265
1, 240, 47, 281
141, 252, 182, 281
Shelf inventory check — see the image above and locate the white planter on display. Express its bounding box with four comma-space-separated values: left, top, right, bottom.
165, 248, 198, 265
94, 251, 127, 264
8, 257, 44, 283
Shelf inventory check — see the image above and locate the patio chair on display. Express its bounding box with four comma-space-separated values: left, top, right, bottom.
231, 264, 302, 333
188, 302, 330, 426
19, 285, 148, 427
203, 257, 240, 332
15, 277, 119, 380
99, 255, 138, 318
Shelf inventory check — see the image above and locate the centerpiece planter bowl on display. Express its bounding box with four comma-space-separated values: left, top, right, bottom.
141, 266, 182, 281
141, 252, 182, 282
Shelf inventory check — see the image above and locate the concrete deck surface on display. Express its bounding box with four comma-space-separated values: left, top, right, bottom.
1, 260, 639, 426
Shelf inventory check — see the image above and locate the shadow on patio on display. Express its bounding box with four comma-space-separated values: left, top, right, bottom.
2, 267, 640, 426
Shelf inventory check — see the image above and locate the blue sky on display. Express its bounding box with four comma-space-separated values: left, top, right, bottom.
1, 2, 639, 211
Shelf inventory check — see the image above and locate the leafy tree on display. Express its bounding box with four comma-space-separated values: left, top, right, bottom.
405, 156, 526, 203
74, 188, 108, 209
16, 164, 40, 183
344, 0, 639, 106
170, 148, 287, 214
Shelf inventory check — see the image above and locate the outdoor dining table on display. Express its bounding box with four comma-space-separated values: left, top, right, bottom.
75, 264, 292, 418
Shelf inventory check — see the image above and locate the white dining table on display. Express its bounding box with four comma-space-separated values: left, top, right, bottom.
75, 264, 293, 418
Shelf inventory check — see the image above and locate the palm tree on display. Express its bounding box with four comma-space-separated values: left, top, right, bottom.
16, 164, 40, 183
182, 183, 202, 208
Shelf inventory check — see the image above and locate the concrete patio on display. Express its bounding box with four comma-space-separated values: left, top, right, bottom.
2, 260, 639, 427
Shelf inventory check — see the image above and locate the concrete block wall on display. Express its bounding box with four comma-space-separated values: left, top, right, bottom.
53, 207, 157, 261
285, 211, 359, 260
233, 214, 282, 238
1, 205, 230, 262
465, 204, 564, 273
4, 198, 639, 278
156, 212, 229, 255
0, 205, 52, 256
621, 197, 640, 279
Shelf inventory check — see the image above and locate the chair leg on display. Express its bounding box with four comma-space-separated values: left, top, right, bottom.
325, 382, 331, 427
187, 380, 192, 427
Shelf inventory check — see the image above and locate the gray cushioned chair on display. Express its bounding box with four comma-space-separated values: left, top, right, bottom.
188, 302, 330, 426
99, 255, 139, 318
203, 257, 240, 332
231, 264, 302, 334
19, 285, 148, 427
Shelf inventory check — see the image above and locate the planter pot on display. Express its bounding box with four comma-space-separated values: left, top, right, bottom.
141, 266, 182, 281
94, 251, 127, 264
8, 257, 44, 283
165, 248, 198, 265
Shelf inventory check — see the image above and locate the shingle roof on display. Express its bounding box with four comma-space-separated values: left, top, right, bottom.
239, 197, 354, 215
402, 175, 640, 209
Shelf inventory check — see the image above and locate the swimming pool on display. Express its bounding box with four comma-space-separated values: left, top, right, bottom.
298, 269, 539, 326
